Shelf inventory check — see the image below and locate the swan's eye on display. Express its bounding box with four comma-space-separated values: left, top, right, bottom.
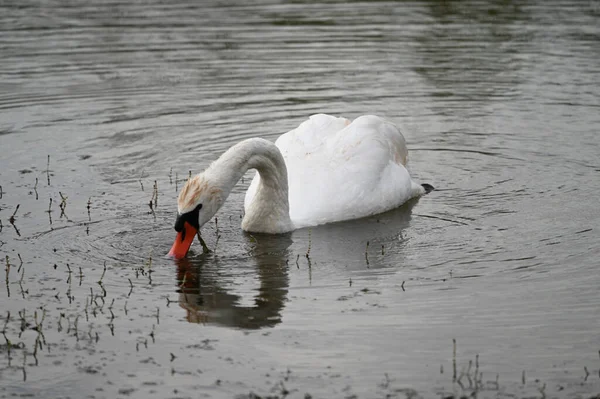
174, 204, 202, 232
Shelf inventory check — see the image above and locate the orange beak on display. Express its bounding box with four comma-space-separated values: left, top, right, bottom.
168, 221, 197, 259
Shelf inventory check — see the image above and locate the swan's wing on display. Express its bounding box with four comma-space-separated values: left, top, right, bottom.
245, 114, 422, 226
286, 115, 419, 226
332, 115, 408, 166
275, 113, 351, 157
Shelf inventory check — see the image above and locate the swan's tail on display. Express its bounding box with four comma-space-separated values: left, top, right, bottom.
410, 181, 434, 198
421, 183, 435, 194
410, 181, 435, 198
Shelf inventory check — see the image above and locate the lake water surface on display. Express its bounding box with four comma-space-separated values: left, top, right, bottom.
1, 1, 599, 398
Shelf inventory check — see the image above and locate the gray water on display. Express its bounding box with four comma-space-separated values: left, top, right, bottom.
1, 1, 599, 398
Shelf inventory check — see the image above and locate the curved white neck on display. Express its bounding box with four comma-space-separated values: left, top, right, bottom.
205, 138, 293, 233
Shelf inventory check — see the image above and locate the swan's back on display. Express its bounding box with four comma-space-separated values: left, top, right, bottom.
245, 114, 423, 228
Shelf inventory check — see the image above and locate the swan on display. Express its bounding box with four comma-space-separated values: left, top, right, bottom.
168, 114, 433, 258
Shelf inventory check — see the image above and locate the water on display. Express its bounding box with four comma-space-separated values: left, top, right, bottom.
1, 1, 599, 398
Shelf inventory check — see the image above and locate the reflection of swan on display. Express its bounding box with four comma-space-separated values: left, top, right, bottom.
176, 234, 291, 329
296, 197, 420, 271
169, 114, 432, 258
175, 199, 420, 328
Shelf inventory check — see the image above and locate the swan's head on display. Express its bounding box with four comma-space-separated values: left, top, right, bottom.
168, 175, 223, 258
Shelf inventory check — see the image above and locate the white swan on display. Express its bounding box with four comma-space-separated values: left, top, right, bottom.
168, 114, 432, 258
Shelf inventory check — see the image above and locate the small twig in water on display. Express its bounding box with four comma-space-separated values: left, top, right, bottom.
152, 180, 158, 209
66, 263, 72, 284
21, 349, 26, 381
18, 267, 26, 299
146, 252, 153, 285
9, 204, 19, 225
98, 261, 106, 284
452, 338, 457, 382
197, 232, 211, 254
139, 169, 145, 191
9, 205, 21, 237
47, 197, 53, 225
5, 256, 10, 297
466, 360, 473, 388
475, 354, 479, 389
17, 254, 23, 274
306, 229, 312, 259
46, 155, 50, 185
59, 192, 68, 218
87, 197, 91, 221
